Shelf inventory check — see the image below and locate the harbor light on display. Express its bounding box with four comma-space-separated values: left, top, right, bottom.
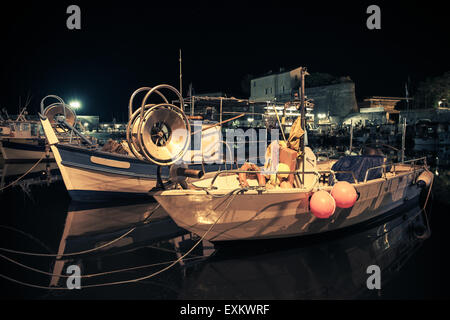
69, 100, 81, 109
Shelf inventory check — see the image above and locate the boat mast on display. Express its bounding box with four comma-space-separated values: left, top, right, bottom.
300, 67, 306, 186
401, 117, 406, 163
179, 49, 183, 106
349, 119, 353, 153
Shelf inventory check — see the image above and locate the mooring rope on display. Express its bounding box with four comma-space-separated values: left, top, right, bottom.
0, 153, 47, 191
0, 190, 238, 289
0, 253, 205, 279
0, 225, 53, 254
0, 204, 160, 258
420, 169, 434, 233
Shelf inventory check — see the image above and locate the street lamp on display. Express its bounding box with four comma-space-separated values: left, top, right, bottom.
69, 100, 81, 110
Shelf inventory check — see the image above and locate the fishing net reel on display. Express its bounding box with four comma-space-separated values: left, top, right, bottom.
126, 85, 205, 190
126, 85, 191, 166
40, 95, 77, 133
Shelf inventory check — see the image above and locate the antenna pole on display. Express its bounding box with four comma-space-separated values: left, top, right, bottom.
179, 49, 183, 99
401, 117, 406, 163
349, 119, 353, 153
300, 67, 306, 186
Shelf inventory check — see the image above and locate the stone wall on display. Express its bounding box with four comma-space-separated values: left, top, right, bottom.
250, 67, 302, 102
306, 82, 358, 119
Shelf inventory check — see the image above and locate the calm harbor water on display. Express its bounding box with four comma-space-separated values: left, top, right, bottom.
1, 151, 450, 300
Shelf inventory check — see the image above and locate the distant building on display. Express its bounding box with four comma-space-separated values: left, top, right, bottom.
250, 67, 303, 102
77, 115, 99, 131
343, 96, 410, 126
249, 67, 358, 121
306, 82, 358, 120
358, 96, 402, 123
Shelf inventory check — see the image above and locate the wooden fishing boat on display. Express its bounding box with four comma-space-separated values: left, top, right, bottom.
0, 120, 54, 162
0, 98, 86, 162
141, 71, 434, 242
152, 154, 432, 242
38, 85, 225, 202
39, 116, 168, 202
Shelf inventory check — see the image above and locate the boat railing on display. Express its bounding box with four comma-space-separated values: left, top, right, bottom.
402, 156, 428, 168
208, 168, 358, 190
206, 156, 429, 191
402, 156, 428, 176
363, 162, 394, 183
363, 156, 428, 183
208, 169, 321, 192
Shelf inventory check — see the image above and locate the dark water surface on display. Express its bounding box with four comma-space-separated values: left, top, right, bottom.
1, 156, 450, 300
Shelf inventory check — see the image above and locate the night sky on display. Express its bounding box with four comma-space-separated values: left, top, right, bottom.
1, 1, 448, 121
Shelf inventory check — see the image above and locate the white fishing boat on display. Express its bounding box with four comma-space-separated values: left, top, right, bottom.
146, 69, 434, 242
0, 118, 53, 162
153, 155, 432, 242
0, 97, 85, 162
39, 85, 224, 202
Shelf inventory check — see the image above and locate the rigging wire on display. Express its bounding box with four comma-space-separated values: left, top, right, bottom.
0, 253, 206, 279
0, 225, 53, 254
0, 153, 46, 191
420, 169, 434, 234
0, 190, 238, 289
0, 204, 160, 257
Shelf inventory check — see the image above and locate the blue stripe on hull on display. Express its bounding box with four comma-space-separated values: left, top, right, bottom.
57, 144, 169, 179
69, 190, 153, 203
1, 140, 47, 152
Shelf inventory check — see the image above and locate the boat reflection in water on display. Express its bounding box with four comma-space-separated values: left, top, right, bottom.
49, 200, 189, 287
0, 160, 60, 189
179, 204, 429, 299
48, 198, 429, 299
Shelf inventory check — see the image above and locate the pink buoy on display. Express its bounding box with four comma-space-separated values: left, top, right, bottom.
310, 190, 336, 219
331, 181, 358, 208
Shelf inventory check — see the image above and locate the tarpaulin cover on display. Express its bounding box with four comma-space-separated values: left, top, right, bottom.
331, 155, 386, 183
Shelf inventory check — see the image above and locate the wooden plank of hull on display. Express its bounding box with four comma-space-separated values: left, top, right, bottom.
39, 117, 160, 202
155, 171, 423, 241
52, 146, 158, 202
62, 164, 157, 202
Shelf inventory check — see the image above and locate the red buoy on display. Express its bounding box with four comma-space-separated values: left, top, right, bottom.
331, 181, 358, 208
310, 190, 336, 219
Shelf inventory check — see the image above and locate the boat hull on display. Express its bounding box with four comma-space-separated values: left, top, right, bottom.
0, 139, 54, 162
154, 169, 424, 241
38, 116, 230, 202
51, 143, 167, 202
